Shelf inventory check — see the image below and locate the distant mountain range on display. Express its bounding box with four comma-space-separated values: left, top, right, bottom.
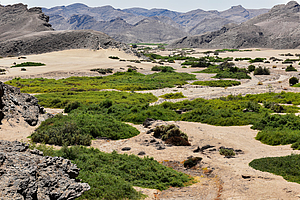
42, 4, 269, 43
169, 1, 300, 49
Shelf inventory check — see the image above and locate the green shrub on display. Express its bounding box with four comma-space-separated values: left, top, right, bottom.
286, 65, 297, 72
31, 112, 140, 146
11, 62, 45, 68
289, 77, 299, 86
64, 101, 82, 113
159, 92, 186, 99
192, 80, 241, 87
249, 154, 300, 184
219, 148, 235, 157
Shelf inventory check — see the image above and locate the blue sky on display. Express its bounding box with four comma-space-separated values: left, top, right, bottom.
0, 0, 293, 12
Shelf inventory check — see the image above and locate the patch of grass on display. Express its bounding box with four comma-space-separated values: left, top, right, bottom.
192, 80, 241, 87
249, 154, 300, 184
35, 91, 158, 109
285, 65, 297, 72
5, 71, 196, 93
11, 62, 45, 68
159, 92, 186, 99
90, 68, 113, 74
252, 114, 300, 149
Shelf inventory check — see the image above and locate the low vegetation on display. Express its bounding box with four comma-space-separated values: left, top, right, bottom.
35, 91, 158, 109
219, 148, 235, 157
33, 145, 192, 200
159, 92, 186, 99
5, 71, 196, 93
250, 154, 300, 184
108, 56, 119, 59
249, 58, 266, 63
192, 80, 241, 87
11, 62, 45, 68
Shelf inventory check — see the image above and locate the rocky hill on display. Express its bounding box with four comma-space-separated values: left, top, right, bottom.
42, 3, 269, 43
0, 3, 132, 56
0, 140, 90, 199
169, 1, 300, 49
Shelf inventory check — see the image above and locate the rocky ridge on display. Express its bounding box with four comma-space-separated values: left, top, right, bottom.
42, 3, 269, 43
0, 3, 134, 56
0, 140, 90, 199
0, 82, 51, 126
169, 1, 300, 49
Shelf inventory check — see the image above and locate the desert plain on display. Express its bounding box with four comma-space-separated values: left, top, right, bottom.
1, 48, 300, 199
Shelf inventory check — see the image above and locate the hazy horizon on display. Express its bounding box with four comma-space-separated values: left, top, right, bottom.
0, 0, 294, 12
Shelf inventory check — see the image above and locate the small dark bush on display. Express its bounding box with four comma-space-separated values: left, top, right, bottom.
248, 65, 255, 72
289, 77, 299, 86
151, 66, 175, 72
183, 157, 202, 168
64, 101, 82, 113
153, 124, 190, 146
109, 56, 119, 59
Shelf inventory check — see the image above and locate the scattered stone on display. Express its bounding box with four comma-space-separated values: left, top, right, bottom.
242, 175, 252, 179
146, 129, 154, 134
121, 147, 131, 151
150, 139, 157, 143
157, 145, 166, 150
201, 145, 215, 151
193, 146, 201, 153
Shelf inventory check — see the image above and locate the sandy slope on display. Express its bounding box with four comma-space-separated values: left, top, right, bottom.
2, 48, 300, 199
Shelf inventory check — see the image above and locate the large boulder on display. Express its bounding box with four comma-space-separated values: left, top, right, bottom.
0, 140, 90, 199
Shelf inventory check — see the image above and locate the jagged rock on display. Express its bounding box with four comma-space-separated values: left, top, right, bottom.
0, 82, 52, 126
121, 147, 131, 151
0, 140, 90, 199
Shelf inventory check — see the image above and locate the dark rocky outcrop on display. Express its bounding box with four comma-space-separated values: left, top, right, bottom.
169, 1, 300, 49
0, 140, 90, 199
0, 82, 51, 126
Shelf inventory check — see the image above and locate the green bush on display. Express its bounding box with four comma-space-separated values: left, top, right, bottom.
192, 80, 241, 87
11, 62, 45, 68
249, 154, 300, 184
31, 112, 140, 146
159, 92, 186, 99
285, 65, 297, 72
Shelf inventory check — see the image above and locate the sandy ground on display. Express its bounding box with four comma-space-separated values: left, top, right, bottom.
2, 48, 300, 199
